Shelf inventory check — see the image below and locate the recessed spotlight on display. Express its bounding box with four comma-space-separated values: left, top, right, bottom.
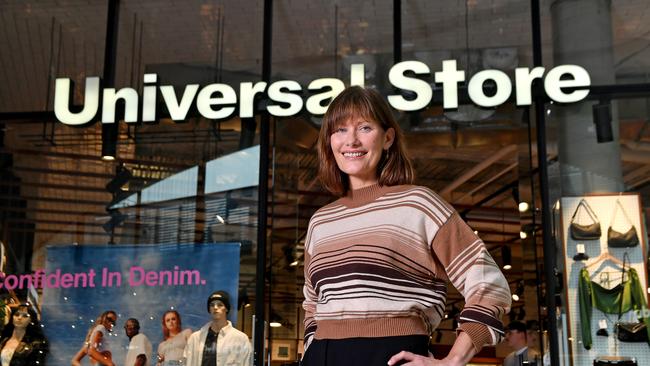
518, 202, 529, 212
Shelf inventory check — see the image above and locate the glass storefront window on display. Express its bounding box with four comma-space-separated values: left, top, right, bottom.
1, 1, 648, 365
0, 0, 107, 112
1, 1, 263, 365
542, 2, 650, 366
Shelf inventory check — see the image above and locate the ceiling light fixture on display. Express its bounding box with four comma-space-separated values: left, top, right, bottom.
501, 246, 512, 270
101, 123, 118, 161
518, 202, 529, 213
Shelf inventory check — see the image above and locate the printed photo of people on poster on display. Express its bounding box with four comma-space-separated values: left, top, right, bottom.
38, 242, 241, 365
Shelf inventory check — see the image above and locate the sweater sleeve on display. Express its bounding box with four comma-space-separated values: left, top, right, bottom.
302, 249, 317, 352
578, 267, 592, 350
431, 212, 512, 352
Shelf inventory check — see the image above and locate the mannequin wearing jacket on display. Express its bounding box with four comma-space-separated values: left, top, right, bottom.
0, 304, 48, 366
183, 291, 251, 366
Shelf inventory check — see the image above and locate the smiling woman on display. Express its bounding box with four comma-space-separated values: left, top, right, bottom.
317, 86, 413, 196
302, 86, 512, 366
329, 116, 395, 189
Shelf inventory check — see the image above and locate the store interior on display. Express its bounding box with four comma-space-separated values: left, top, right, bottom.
1, 1, 650, 365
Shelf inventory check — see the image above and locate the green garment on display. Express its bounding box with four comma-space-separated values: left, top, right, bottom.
578, 267, 650, 349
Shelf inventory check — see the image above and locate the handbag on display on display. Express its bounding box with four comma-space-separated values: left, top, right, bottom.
593, 356, 637, 366
614, 253, 647, 343
570, 199, 601, 240
616, 322, 648, 343
607, 199, 639, 248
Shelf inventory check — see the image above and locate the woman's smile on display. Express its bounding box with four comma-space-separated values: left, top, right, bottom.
341, 150, 367, 159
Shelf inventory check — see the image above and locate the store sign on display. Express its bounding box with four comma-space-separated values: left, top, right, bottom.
54, 60, 590, 126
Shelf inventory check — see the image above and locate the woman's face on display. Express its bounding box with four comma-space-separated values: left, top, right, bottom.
164, 312, 179, 332
330, 116, 394, 190
103, 312, 117, 332
12, 308, 31, 330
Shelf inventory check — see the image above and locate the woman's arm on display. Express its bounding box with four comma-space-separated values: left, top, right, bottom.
391, 206, 512, 366
432, 213, 511, 352
87, 331, 115, 366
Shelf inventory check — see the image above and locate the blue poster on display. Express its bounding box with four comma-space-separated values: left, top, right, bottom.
41, 242, 241, 366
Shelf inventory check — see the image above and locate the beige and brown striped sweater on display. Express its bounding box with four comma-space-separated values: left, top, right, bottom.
302, 184, 511, 352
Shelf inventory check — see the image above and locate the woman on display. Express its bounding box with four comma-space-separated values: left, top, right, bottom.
71, 310, 116, 366
301, 86, 512, 366
0, 303, 48, 366
156, 310, 191, 366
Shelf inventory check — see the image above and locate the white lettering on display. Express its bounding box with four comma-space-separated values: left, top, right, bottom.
515, 67, 545, 106
434, 60, 465, 109
142, 73, 158, 122
544, 65, 590, 103
387, 61, 432, 111
350, 64, 365, 87
468, 70, 512, 107
196, 83, 237, 120
160, 85, 199, 121
267, 80, 303, 117
305, 78, 345, 115
52, 60, 593, 126
240, 82, 268, 118
102, 87, 139, 123
54, 77, 100, 126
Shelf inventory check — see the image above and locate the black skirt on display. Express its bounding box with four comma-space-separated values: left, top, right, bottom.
301, 335, 430, 366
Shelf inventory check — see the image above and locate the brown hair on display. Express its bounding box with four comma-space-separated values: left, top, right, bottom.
317, 86, 414, 196
85, 310, 116, 343
161, 310, 182, 340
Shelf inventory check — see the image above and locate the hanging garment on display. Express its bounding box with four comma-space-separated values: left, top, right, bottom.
578, 267, 650, 349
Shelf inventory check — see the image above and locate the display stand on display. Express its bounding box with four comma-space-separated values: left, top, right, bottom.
559, 193, 649, 366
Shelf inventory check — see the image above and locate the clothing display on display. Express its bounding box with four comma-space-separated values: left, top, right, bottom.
89, 324, 112, 353
183, 321, 252, 366
0, 335, 48, 366
0, 348, 13, 366
593, 356, 638, 366
616, 322, 648, 343
607, 200, 639, 248
570, 199, 602, 241
201, 328, 218, 366
302, 184, 511, 354
158, 329, 192, 365
578, 267, 650, 349
125, 332, 153, 366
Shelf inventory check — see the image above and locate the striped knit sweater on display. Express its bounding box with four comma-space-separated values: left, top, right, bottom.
302, 184, 511, 353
